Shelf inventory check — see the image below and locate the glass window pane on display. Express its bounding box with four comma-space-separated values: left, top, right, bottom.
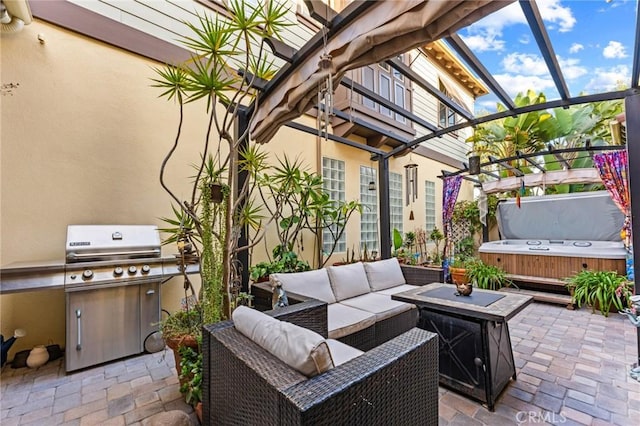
389, 172, 403, 237
362, 66, 375, 109
379, 75, 391, 117
424, 180, 436, 234
360, 166, 378, 253
323, 157, 347, 254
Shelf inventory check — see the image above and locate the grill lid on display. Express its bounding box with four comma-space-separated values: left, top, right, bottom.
66, 225, 161, 263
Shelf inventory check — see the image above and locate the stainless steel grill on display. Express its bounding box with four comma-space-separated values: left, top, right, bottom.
0, 224, 198, 372
63, 225, 166, 372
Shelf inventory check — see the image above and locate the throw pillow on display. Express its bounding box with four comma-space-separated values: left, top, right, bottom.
270, 268, 336, 304
327, 262, 371, 301
232, 306, 334, 377
364, 257, 407, 291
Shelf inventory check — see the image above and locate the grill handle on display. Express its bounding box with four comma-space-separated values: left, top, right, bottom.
66, 249, 161, 261
76, 309, 82, 351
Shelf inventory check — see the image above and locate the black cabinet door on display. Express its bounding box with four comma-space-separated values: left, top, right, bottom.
419, 309, 488, 402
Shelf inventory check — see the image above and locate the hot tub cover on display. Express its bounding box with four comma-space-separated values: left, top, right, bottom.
496, 191, 624, 241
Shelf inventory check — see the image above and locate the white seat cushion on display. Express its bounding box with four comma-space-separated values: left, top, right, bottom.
326, 339, 363, 366
327, 303, 376, 339
271, 268, 336, 304
375, 284, 420, 296
339, 293, 415, 322
363, 258, 407, 291
232, 306, 334, 377
327, 262, 371, 301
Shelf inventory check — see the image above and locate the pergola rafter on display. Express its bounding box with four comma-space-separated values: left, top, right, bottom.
519, 0, 570, 101
242, 0, 640, 365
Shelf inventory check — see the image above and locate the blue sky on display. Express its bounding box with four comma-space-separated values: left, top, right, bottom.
456, 0, 638, 112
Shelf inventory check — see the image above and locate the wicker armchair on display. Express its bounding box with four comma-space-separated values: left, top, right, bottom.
202, 300, 439, 426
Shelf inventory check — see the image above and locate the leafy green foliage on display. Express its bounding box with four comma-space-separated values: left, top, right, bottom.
467, 90, 624, 194
252, 153, 362, 267
159, 305, 203, 341
249, 248, 311, 281
565, 270, 631, 317
451, 196, 499, 235
392, 228, 403, 253
178, 342, 202, 406
466, 260, 512, 290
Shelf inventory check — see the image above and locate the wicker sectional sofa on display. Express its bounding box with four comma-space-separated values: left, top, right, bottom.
251, 258, 440, 351
202, 299, 439, 426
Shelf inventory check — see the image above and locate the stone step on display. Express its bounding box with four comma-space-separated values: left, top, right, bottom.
499, 287, 574, 308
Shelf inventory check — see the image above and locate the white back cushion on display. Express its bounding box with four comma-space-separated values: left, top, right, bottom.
363, 258, 407, 291
232, 306, 334, 377
327, 262, 371, 301
271, 268, 336, 304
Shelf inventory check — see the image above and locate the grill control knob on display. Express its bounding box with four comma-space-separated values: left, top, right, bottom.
141, 265, 151, 274
82, 270, 94, 280
128, 266, 137, 275
114, 267, 123, 277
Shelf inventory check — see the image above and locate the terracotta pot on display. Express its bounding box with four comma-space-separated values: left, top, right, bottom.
165, 335, 199, 378
195, 402, 203, 424
450, 267, 469, 285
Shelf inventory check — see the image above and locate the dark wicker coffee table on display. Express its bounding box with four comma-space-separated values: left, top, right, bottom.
392, 283, 533, 411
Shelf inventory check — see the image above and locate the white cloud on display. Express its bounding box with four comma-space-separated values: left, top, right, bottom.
518, 34, 530, 44
467, 2, 526, 34
501, 53, 548, 76
557, 57, 588, 80
462, 0, 576, 55
494, 74, 556, 97
459, 33, 505, 52
603, 41, 627, 59
585, 65, 630, 91
537, 0, 576, 32
569, 43, 584, 54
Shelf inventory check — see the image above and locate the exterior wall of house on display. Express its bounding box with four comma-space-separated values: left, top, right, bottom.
411, 52, 475, 162
0, 2, 475, 358
0, 20, 211, 356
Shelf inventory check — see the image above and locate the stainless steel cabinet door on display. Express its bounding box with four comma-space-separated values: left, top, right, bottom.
66, 285, 140, 372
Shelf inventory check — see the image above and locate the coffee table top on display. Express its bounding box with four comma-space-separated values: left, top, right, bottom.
392, 283, 533, 322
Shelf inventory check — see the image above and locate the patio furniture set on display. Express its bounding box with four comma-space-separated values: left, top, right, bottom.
203, 258, 532, 425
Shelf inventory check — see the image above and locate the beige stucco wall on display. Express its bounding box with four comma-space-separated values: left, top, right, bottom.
0, 21, 211, 359
1, 19, 473, 361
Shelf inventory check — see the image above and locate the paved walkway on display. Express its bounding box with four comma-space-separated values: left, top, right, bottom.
1, 302, 639, 425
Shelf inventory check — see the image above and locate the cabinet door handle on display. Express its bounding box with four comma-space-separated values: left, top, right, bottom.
76, 309, 82, 351
146, 289, 155, 295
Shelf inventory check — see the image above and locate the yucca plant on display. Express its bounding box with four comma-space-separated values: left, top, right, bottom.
466, 260, 511, 291
565, 270, 631, 317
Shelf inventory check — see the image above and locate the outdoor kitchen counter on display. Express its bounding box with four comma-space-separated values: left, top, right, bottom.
0, 260, 66, 294
0, 258, 200, 294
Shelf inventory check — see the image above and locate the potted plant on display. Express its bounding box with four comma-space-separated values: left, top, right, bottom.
159, 304, 202, 378
565, 270, 632, 317
178, 340, 203, 422
428, 227, 444, 264
249, 246, 311, 282
449, 257, 472, 285
466, 260, 512, 291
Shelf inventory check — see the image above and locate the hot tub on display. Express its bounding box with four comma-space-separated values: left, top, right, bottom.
479, 239, 626, 279
479, 192, 627, 280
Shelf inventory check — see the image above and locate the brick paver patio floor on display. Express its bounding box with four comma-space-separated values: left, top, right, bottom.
1, 302, 639, 425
